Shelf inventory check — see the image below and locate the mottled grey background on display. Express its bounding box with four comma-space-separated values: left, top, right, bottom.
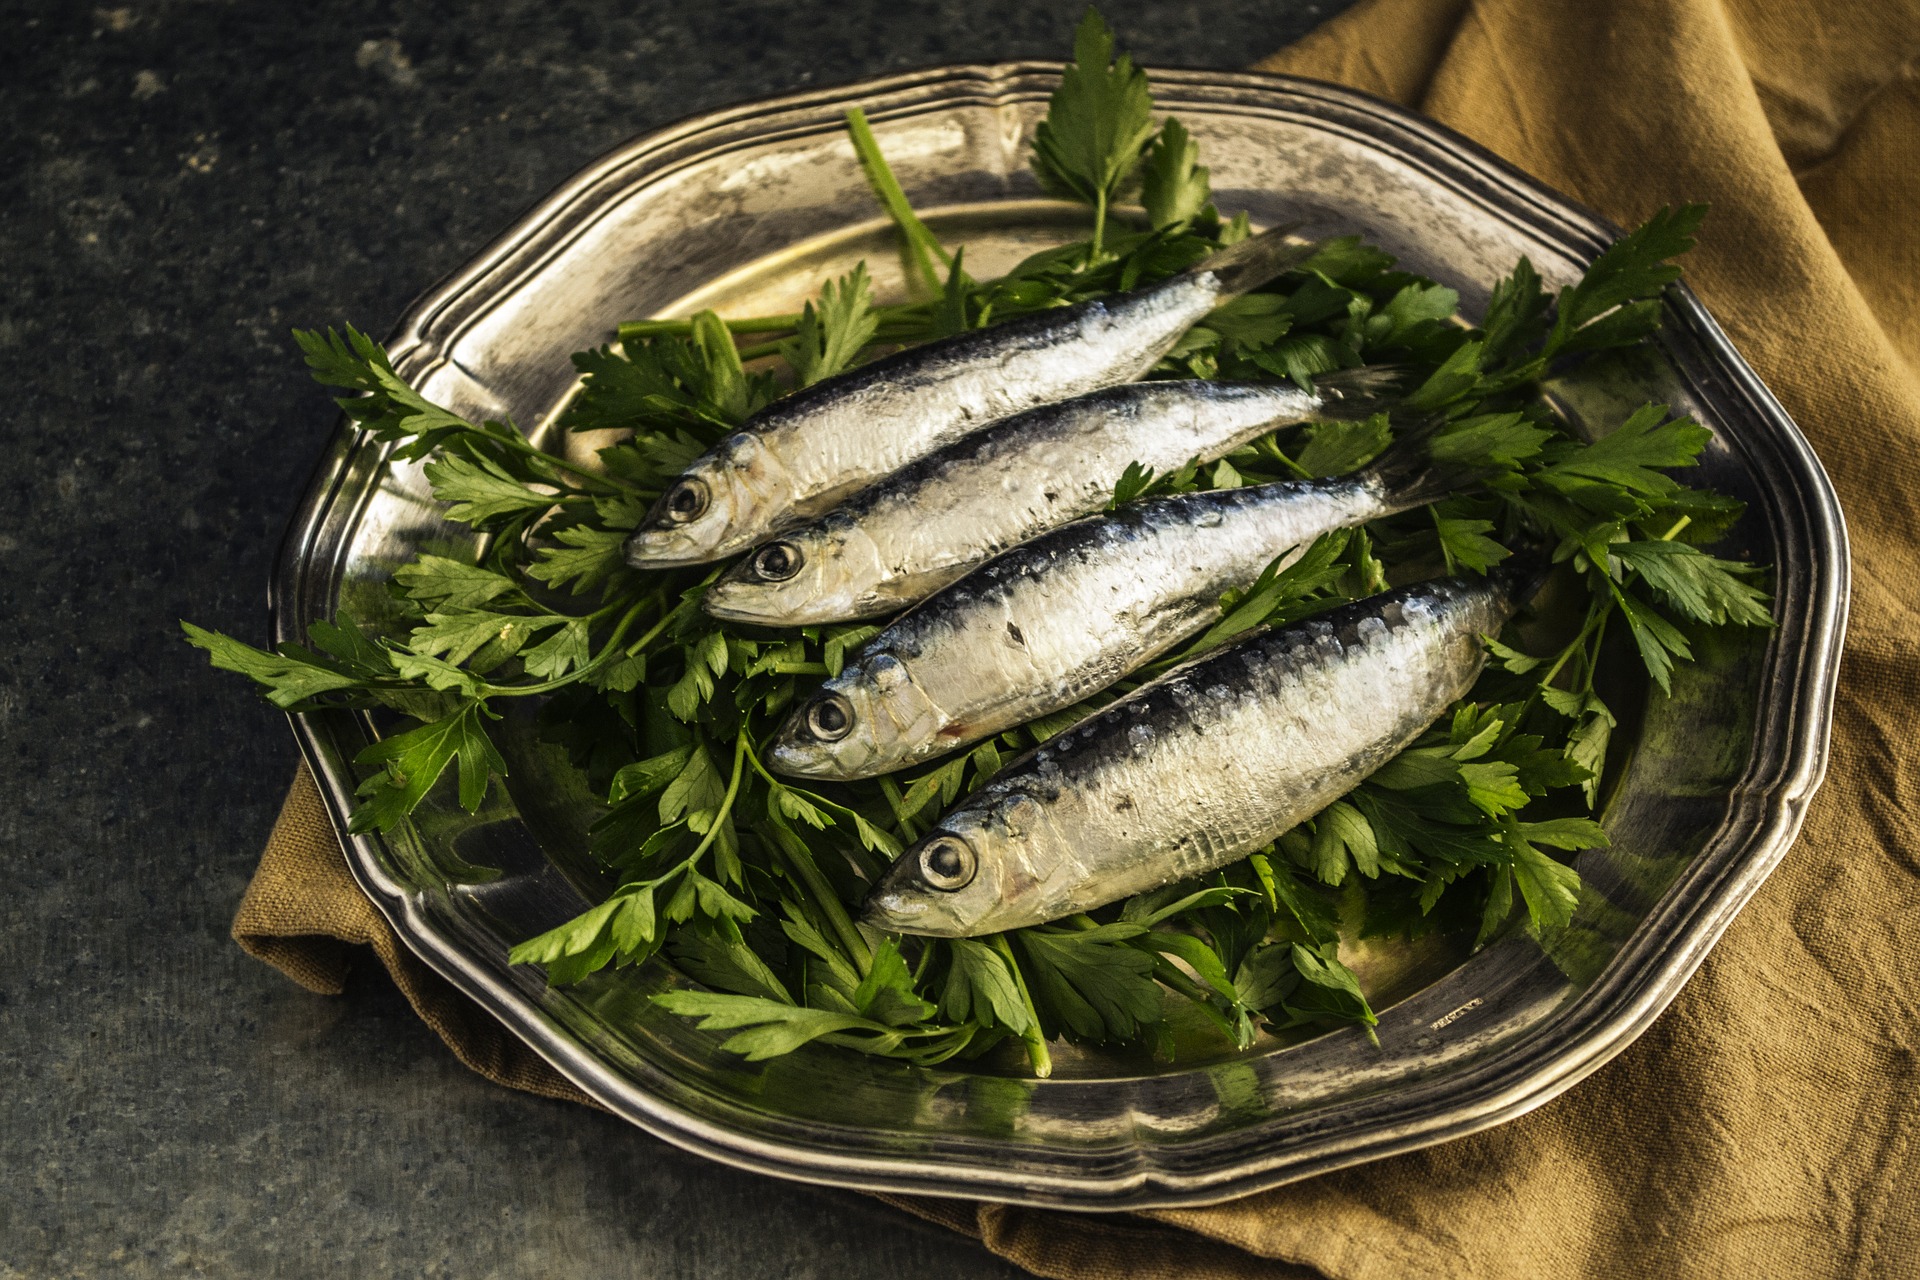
0, 2, 1355, 1275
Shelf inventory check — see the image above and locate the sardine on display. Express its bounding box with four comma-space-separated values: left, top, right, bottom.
701, 370, 1398, 625
767, 425, 1479, 781
862, 574, 1526, 936
624, 228, 1316, 567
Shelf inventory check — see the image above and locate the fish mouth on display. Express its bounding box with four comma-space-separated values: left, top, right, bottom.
765, 728, 888, 782
765, 734, 837, 779
700, 576, 783, 624
702, 561, 877, 627
860, 884, 966, 937
624, 522, 727, 568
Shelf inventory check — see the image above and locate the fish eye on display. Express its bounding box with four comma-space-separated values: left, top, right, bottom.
804, 693, 853, 741
752, 541, 803, 582
662, 478, 709, 523
919, 836, 976, 891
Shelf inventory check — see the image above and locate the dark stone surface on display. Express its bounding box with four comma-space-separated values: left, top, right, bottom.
0, 2, 1353, 1274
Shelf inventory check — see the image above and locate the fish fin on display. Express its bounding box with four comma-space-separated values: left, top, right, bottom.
1359, 414, 1497, 512
1303, 364, 1407, 420
1194, 224, 1315, 298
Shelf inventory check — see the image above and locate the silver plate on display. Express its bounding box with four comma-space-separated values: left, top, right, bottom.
271, 65, 1848, 1209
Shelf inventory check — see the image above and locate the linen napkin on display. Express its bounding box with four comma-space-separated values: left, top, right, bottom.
235, 0, 1920, 1273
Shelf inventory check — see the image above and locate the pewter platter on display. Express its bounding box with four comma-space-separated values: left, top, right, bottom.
271, 65, 1847, 1208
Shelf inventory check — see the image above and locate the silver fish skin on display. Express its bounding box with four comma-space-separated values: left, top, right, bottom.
766, 426, 1470, 781
702, 371, 1396, 626
624, 228, 1315, 568
863, 575, 1522, 937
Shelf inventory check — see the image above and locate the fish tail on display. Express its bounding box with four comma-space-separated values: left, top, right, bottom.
1195, 224, 1316, 298
1491, 537, 1556, 605
1358, 414, 1497, 512
1305, 364, 1407, 420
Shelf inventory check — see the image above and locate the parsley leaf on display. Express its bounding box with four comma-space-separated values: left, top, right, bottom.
1295, 413, 1392, 477
1283, 943, 1378, 1036
1107, 459, 1159, 508
520, 617, 594, 680
424, 450, 561, 526
651, 991, 885, 1060
349, 701, 506, 833
1546, 204, 1706, 355
525, 526, 629, 596
295, 325, 476, 459
1435, 511, 1512, 573
1030, 9, 1156, 252
1203, 292, 1294, 351
1016, 923, 1163, 1043
182, 623, 373, 709
778, 265, 879, 387
938, 938, 1036, 1033
1478, 255, 1549, 365
1613, 541, 1773, 627
508, 884, 660, 985
392, 556, 518, 611
1533, 404, 1710, 508
1506, 824, 1583, 930
1140, 117, 1211, 230
408, 610, 562, 667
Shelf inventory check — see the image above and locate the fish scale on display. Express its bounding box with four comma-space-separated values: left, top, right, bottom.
862, 576, 1521, 936
768, 475, 1397, 780
701, 374, 1394, 625
625, 228, 1317, 567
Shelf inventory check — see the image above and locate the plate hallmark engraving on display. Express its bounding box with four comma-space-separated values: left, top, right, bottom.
1430, 998, 1484, 1032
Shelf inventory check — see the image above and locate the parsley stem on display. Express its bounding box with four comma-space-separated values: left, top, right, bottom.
484, 596, 652, 698
1581, 609, 1610, 696
910, 939, 937, 985
877, 775, 920, 844
680, 732, 748, 869
616, 600, 683, 658
770, 823, 873, 978
1256, 435, 1314, 481
845, 107, 952, 296
512, 437, 643, 493
745, 740, 874, 974
988, 933, 1053, 1079
1495, 594, 1611, 749
894, 1028, 982, 1066
1539, 599, 1608, 690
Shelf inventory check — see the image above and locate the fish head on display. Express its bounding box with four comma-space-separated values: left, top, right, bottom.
701, 522, 885, 626
863, 792, 1062, 937
766, 652, 944, 780
624, 433, 793, 567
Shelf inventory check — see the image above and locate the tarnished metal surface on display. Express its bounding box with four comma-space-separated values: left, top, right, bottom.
271, 65, 1848, 1208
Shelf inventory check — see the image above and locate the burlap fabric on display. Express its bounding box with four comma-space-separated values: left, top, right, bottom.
234, 0, 1920, 1273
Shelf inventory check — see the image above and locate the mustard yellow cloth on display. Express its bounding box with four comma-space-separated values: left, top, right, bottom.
236, 1, 1920, 1273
